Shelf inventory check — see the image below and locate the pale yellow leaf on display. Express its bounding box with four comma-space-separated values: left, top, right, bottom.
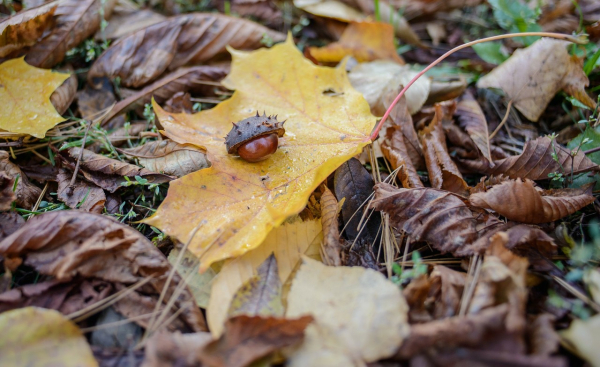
560, 315, 600, 367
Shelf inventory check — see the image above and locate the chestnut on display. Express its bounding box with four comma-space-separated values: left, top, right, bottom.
225, 112, 285, 162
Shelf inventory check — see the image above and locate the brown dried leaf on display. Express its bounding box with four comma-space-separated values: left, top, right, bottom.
430, 265, 466, 319
200, 315, 312, 367
468, 233, 529, 333
320, 186, 342, 266
371, 183, 478, 256
0, 1, 58, 57
96, 7, 166, 40
381, 126, 423, 188
419, 104, 469, 195
50, 66, 77, 115
0, 150, 41, 209
395, 304, 509, 359
142, 331, 213, 367
0, 210, 206, 332
119, 140, 208, 178
426, 74, 468, 105
455, 91, 491, 162
477, 38, 596, 121
0, 172, 15, 211
402, 274, 432, 323
527, 313, 560, 356
163, 91, 193, 114
56, 169, 105, 213
0, 212, 25, 241
26, 0, 117, 68
469, 179, 595, 224
67, 147, 173, 188
103, 65, 229, 124
88, 13, 284, 88
228, 0, 283, 28
460, 136, 599, 180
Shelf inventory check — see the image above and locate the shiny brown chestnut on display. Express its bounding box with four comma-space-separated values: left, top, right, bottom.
224, 112, 285, 163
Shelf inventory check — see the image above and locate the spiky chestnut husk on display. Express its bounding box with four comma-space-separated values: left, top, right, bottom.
225, 112, 286, 162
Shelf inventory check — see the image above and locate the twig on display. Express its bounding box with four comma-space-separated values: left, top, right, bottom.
69, 120, 92, 188
583, 146, 600, 155
369, 32, 587, 142
489, 100, 513, 140
0, 138, 23, 148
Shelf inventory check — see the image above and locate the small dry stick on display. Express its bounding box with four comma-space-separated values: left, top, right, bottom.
69, 120, 92, 188
369, 32, 588, 142
489, 99, 513, 140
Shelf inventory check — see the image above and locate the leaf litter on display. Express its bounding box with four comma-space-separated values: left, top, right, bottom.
1, 1, 600, 366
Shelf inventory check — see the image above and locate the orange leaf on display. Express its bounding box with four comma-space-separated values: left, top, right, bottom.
309, 21, 404, 64
144, 36, 375, 270
469, 179, 595, 224
0, 57, 69, 138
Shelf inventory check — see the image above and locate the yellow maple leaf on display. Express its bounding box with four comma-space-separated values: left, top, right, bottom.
0, 57, 69, 138
309, 21, 404, 64
144, 35, 375, 270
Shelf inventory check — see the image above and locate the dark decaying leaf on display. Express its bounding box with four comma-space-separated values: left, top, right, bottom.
455, 91, 491, 162
382, 91, 424, 170
0, 172, 15, 211
56, 169, 105, 213
19, 164, 58, 183
320, 186, 342, 266
371, 183, 478, 255
65, 147, 173, 192
527, 314, 561, 356
0, 150, 41, 209
0, 212, 25, 241
103, 65, 229, 124
228, 0, 283, 27
430, 265, 466, 320
419, 104, 468, 195
96, 7, 166, 40
228, 254, 284, 318
0, 210, 206, 332
459, 222, 558, 272
334, 158, 380, 242
469, 179, 595, 224
142, 330, 213, 367
0, 1, 58, 57
26, 0, 117, 68
0, 278, 112, 315
76, 77, 125, 129
50, 67, 77, 115
468, 233, 529, 333
163, 91, 194, 114
88, 13, 285, 88
118, 139, 209, 177
460, 136, 599, 179
412, 349, 566, 367
381, 126, 423, 188
199, 315, 313, 367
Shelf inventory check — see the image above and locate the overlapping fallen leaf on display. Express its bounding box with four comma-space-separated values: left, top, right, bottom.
0, 1, 57, 58
145, 36, 375, 270
0, 57, 69, 137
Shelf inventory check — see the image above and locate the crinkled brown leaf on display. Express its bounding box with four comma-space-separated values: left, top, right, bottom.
381, 126, 423, 188
104, 65, 229, 124
88, 13, 284, 88
200, 315, 313, 367
455, 91, 491, 162
56, 168, 105, 213
460, 136, 599, 179
96, 7, 166, 40
67, 147, 173, 189
50, 67, 77, 115
26, 0, 117, 68
0, 1, 57, 57
419, 104, 469, 195
527, 313, 560, 356
395, 304, 509, 359
469, 179, 595, 224
468, 233, 529, 334
371, 183, 478, 255
142, 331, 213, 367
0, 172, 15, 211
228, 254, 283, 319
0, 212, 24, 241
0, 210, 206, 332
320, 186, 342, 266
76, 77, 123, 128
477, 38, 596, 121
430, 265, 466, 319
0, 150, 40, 209
119, 139, 208, 177
227, 0, 283, 28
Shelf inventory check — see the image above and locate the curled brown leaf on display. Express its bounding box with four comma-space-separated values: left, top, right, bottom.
371, 183, 478, 255
459, 136, 599, 180
455, 91, 491, 162
0, 1, 58, 57
0, 150, 41, 209
88, 13, 284, 88
0, 172, 15, 211
50, 67, 77, 115
469, 179, 595, 224
56, 169, 105, 213
381, 126, 423, 188
26, 0, 117, 68
320, 186, 342, 266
